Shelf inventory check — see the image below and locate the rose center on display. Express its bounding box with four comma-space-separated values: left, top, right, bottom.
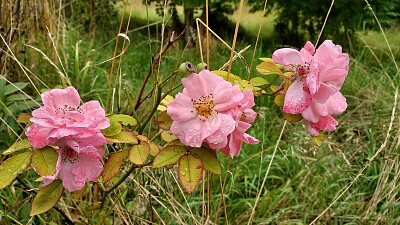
294, 62, 310, 77
193, 95, 215, 118
61, 147, 79, 164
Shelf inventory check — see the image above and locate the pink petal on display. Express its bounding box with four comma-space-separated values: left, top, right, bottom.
213, 84, 243, 111
312, 83, 338, 103
79, 101, 110, 129
72, 153, 103, 182
167, 92, 197, 121
319, 67, 348, 89
283, 80, 312, 114
272, 48, 304, 66
304, 116, 338, 136
199, 70, 225, 93
42, 87, 81, 112
205, 114, 236, 145
25, 124, 54, 148
181, 73, 209, 99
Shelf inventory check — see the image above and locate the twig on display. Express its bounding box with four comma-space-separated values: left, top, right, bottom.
134, 27, 186, 110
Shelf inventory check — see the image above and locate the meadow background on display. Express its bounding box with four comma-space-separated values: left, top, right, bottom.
0, 0, 399, 224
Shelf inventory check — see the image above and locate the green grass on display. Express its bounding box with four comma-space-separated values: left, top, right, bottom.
0, 1, 399, 224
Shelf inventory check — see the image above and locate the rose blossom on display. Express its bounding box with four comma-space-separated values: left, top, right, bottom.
209, 90, 259, 157
272, 40, 349, 114
26, 87, 110, 148
167, 70, 244, 147
41, 133, 107, 192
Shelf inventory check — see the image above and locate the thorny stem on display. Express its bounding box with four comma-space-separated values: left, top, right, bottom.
134, 28, 186, 110
16, 177, 74, 225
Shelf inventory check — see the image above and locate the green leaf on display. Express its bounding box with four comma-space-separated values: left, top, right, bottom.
32, 147, 58, 176
5, 82, 28, 96
274, 95, 285, 107
256, 61, 282, 75
157, 111, 173, 130
0, 151, 32, 189
250, 77, 269, 86
284, 113, 303, 123
190, 147, 221, 175
30, 180, 63, 216
105, 130, 138, 144
102, 114, 137, 136
5, 94, 31, 102
161, 130, 177, 142
153, 145, 187, 168
2, 139, 31, 155
17, 100, 39, 111
129, 143, 150, 165
178, 154, 204, 194
102, 150, 128, 182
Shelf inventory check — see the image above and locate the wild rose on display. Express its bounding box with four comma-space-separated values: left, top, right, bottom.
302, 92, 347, 136
272, 40, 349, 114
26, 87, 110, 148
41, 133, 107, 192
210, 90, 259, 157
167, 70, 244, 147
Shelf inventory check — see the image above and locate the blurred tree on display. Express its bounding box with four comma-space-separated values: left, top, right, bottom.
145, 0, 238, 46
248, 0, 400, 48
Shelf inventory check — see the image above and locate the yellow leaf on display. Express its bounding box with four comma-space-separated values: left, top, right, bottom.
256, 61, 282, 75
178, 154, 203, 194
284, 113, 303, 123
0, 152, 32, 189
274, 95, 285, 107
129, 143, 150, 165
153, 145, 187, 168
2, 139, 31, 155
32, 147, 58, 176
212, 70, 242, 84
161, 130, 177, 142
102, 150, 128, 182
312, 133, 324, 147
17, 114, 32, 123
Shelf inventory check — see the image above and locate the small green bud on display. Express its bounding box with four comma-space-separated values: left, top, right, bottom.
196, 63, 208, 72
178, 61, 197, 75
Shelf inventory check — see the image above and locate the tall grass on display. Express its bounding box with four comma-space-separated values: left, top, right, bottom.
0, 0, 399, 224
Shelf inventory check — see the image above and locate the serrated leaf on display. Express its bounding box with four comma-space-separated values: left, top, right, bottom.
153, 145, 187, 168
0, 152, 32, 189
250, 77, 269, 86
157, 111, 173, 130
284, 113, 303, 123
105, 130, 138, 144
212, 70, 242, 84
190, 147, 221, 175
312, 133, 324, 147
32, 147, 58, 176
274, 95, 285, 107
102, 150, 128, 182
3, 139, 31, 155
5, 82, 28, 96
256, 61, 282, 75
17, 114, 32, 123
161, 130, 177, 142
178, 154, 203, 194
129, 143, 150, 165
30, 180, 63, 216
149, 142, 160, 157
102, 114, 137, 136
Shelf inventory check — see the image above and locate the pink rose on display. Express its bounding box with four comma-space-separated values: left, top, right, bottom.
167, 70, 244, 148
26, 87, 110, 148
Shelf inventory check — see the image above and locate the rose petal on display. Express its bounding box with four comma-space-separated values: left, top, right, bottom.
283, 80, 312, 114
